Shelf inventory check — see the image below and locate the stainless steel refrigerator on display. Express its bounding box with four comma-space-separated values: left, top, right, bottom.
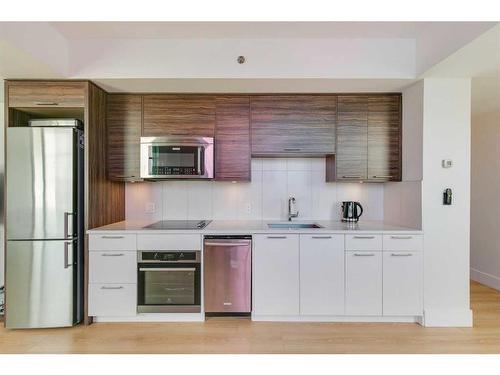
5, 119, 84, 329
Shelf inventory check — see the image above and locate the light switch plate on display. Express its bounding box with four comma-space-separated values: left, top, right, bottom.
442, 159, 453, 168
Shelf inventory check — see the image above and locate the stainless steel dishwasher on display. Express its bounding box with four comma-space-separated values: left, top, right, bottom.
203, 236, 252, 314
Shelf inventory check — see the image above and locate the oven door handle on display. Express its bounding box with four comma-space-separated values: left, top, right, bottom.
139, 267, 196, 272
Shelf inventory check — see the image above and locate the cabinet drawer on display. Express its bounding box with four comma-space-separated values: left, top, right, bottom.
89, 251, 137, 284
137, 234, 201, 250
383, 252, 423, 316
8, 82, 86, 108
89, 234, 137, 251
345, 251, 383, 316
89, 284, 137, 317
383, 234, 423, 252
345, 234, 382, 251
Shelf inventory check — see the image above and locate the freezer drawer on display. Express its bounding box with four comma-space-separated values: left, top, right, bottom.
204, 237, 251, 313
5, 240, 76, 328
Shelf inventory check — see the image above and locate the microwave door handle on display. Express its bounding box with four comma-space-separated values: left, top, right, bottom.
197, 147, 202, 175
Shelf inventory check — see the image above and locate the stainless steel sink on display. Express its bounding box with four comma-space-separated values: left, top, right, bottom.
267, 223, 323, 229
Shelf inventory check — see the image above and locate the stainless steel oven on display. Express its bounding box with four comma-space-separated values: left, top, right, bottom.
137, 251, 201, 313
140, 136, 214, 179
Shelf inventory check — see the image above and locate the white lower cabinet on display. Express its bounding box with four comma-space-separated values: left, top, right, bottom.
89, 251, 137, 284
89, 284, 137, 317
253, 234, 300, 315
299, 235, 344, 315
345, 251, 383, 316
383, 252, 423, 316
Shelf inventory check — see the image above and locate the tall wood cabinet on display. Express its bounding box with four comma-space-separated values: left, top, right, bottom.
250, 95, 337, 156
215, 96, 251, 181
332, 94, 401, 182
106, 94, 142, 181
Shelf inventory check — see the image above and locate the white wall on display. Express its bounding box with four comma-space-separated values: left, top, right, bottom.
421, 78, 472, 327
126, 158, 385, 223
470, 77, 500, 290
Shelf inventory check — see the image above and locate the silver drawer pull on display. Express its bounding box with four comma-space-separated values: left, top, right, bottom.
101, 253, 125, 257
101, 235, 125, 239
35, 102, 59, 106
101, 286, 124, 290
267, 236, 287, 239
372, 175, 393, 179
342, 176, 362, 179
311, 236, 332, 239
354, 253, 375, 257
391, 253, 413, 257
390, 236, 413, 240
353, 236, 375, 239
283, 148, 301, 152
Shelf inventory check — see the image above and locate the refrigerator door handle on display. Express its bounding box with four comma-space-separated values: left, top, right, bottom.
64, 212, 76, 239
64, 241, 73, 269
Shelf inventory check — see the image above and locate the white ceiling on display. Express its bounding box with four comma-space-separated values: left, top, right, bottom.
49, 22, 492, 40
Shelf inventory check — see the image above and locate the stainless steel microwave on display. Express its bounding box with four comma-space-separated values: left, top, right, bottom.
140, 136, 214, 179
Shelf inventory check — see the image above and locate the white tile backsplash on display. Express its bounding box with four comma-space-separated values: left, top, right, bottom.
125, 158, 385, 222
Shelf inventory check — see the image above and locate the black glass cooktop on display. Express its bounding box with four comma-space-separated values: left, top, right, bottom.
143, 220, 211, 230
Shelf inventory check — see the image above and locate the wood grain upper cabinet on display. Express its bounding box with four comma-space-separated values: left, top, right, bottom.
143, 95, 215, 137
250, 95, 336, 156
106, 94, 143, 181
215, 96, 251, 181
336, 96, 368, 180
367, 95, 402, 181
8, 81, 86, 108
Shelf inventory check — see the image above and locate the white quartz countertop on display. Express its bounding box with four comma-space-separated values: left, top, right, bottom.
87, 220, 422, 234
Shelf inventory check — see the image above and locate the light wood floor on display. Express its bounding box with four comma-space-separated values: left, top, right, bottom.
1, 281, 500, 354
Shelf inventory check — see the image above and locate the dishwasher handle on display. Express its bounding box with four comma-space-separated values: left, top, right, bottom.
204, 239, 252, 247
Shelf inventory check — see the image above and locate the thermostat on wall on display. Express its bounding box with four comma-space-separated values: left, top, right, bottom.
442, 159, 453, 168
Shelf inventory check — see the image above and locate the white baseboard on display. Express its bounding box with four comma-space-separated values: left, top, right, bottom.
423, 308, 473, 327
251, 314, 420, 323
471, 268, 500, 291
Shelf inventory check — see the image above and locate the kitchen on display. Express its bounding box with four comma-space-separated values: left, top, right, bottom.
0, 19, 494, 357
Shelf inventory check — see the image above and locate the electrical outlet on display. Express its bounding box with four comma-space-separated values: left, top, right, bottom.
245, 203, 252, 214
145, 202, 156, 214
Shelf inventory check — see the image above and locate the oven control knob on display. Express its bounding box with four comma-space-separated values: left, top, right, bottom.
179, 252, 184, 259
154, 252, 161, 260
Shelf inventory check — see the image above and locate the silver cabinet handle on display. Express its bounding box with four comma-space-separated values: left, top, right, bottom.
283, 148, 301, 152
139, 268, 195, 272
267, 236, 287, 239
64, 212, 75, 239
101, 235, 125, 239
390, 236, 413, 240
101, 253, 125, 257
101, 286, 124, 290
390, 253, 413, 257
342, 176, 363, 179
353, 236, 375, 239
353, 253, 375, 257
311, 236, 332, 239
64, 241, 73, 268
35, 102, 59, 106
372, 175, 393, 179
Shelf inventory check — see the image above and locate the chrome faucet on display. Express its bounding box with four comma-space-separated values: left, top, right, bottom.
288, 196, 299, 221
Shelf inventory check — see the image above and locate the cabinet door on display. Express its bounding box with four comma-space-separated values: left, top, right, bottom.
106, 94, 142, 181
143, 95, 215, 137
253, 234, 300, 315
383, 252, 422, 316
300, 235, 344, 315
336, 96, 368, 180
8, 81, 86, 108
250, 95, 336, 156
367, 95, 401, 181
89, 284, 137, 317
215, 96, 251, 181
345, 251, 382, 316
